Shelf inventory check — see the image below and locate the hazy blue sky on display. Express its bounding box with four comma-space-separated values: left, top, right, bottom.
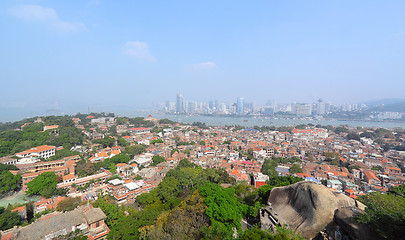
1, 0, 405, 119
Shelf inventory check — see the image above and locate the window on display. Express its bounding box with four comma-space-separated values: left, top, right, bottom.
96, 221, 100, 228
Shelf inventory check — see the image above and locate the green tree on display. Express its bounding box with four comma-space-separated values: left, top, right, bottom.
150, 156, 166, 166
158, 119, 176, 124
150, 138, 164, 145
109, 125, 117, 136
0, 170, 21, 196
142, 191, 209, 240
56, 197, 81, 212
92, 137, 114, 148
124, 144, 146, 158
26, 172, 65, 198
0, 207, 22, 230
358, 189, 405, 239
347, 132, 361, 141
76, 160, 96, 177
199, 182, 247, 238
289, 164, 303, 174
117, 137, 128, 147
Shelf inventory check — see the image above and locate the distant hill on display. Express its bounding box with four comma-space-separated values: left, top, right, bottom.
364, 98, 405, 107
368, 101, 405, 112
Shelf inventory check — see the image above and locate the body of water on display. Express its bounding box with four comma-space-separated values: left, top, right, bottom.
126, 112, 405, 129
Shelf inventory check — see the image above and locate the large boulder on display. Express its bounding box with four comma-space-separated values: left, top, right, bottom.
267, 182, 365, 239
334, 207, 382, 240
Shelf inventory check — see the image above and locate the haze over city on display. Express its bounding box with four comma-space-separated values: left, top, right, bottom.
1, 0, 405, 119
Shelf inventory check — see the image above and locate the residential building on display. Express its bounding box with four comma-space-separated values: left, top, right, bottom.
16, 145, 56, 159
253, 173, 269, 188
0, 205, 110, 240
327, 179, 343, 192
107, 179, 155, 205
43, 125, 59, 131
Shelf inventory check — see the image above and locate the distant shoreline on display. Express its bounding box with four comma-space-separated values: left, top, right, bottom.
161, 112, 405, 123
149, 112, 405, 129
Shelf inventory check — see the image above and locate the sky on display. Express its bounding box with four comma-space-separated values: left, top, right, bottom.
1, 0, 405, 120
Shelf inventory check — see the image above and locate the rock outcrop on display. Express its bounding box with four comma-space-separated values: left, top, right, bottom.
266, 182, 367, 239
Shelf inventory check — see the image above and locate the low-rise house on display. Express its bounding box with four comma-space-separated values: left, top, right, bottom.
132, 153, 154, 167
0, 156, 18, 165
62, 174, 77, 184
138, 167, 157, 179
228, 169, 249, 182
107, 179, 154, 205
11, 206, 27, 220
57, 172, 110, 195
363, 171, 381, 186
0, 205, 110, 240
344, 189, 358, 199
34, 196, 66, 214
253, 172, 269, 188
327, 179, 343, 192
386, 166, 401, 175
116, 163, 137, 177
43, 125, 58, 132
352, 169, 361, 179
129, 127, 151, 135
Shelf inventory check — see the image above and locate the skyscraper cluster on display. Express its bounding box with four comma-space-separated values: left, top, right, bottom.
160, 94, 365, 116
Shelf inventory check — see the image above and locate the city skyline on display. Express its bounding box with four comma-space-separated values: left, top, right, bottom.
161, 93, 367, 116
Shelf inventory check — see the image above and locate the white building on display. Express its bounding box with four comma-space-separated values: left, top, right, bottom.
16, 145, 56, 159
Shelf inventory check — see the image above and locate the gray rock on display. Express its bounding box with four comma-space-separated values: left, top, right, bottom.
266, 182, 366, 239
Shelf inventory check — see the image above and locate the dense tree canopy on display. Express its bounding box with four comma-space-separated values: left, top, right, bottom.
0, 207, 22, 231
0, 170, 21, 196
26, 172, 66, 198
92, 137, 114, 148
150, 155, 166, 166
56, 197, 81, 212
94, 159, 305, 240
199, 182, 247, 238
124, 144, 147, 159
0, 116, 83, 158
358, 185, 405, 239
289, 164, 303, 174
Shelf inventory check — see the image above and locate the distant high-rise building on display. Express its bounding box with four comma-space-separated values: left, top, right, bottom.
316, 99, 326, 115
263, 107, 274, 116
209, 100, 214, 109
236, 97, 245, 115
187, 101, 197, 113
294, 103, 312, 116
219, 102, 227, 112
176, 94, 184, 113
165, 101, 171, 112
